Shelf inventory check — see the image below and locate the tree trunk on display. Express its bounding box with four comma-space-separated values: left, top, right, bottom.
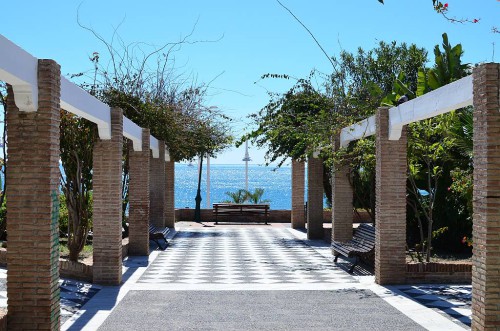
426, 215, 433, 262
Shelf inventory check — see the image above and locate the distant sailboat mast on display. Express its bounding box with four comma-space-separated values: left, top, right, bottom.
242, 141, 251, 192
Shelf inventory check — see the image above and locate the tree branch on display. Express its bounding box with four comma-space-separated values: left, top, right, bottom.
275, 0, 336, 70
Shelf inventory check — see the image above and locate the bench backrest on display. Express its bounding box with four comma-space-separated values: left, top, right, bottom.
214, 203, 269, 208
351, 224, 375, 249
213, 203, 269, 213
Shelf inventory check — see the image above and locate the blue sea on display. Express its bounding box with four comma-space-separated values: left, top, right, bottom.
175, 164, 293, 210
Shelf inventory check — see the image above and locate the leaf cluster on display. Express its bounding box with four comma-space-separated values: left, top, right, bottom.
74, 23, 233, 161
222, 188, 270, 204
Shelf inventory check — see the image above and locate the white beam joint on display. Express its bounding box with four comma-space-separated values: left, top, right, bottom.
150, 137, 159, 158
123, 116, 142, 151
388, 75, 473, 140
165, 147, 171, 162
340, 115, 376, 147
60, 77, 111, 140
0, 34, 38, 112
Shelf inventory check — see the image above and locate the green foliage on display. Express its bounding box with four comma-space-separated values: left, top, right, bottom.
333, 41, 427, 217
59, 194, 69, 237
222, 188, 270, 204
243, 79, 337, 165
418, 33, 469, 95
223, 189, 248, 204
244, 41, 426, 210
60, 110, 97, 261
404, 33, 471, 260
83, 39, 233, 162
246, 188, 271, 204
65, 33, 233, 247
432, 226, 449, 240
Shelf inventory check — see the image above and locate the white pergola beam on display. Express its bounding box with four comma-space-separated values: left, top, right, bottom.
123, 116, 143, 151
0, 34, 38, 112
60, 77, 112, 139
340, 115, 376, 148
339, 75, 473, 146
150, 136, 159, 158
388, 75, 473, 140
165, 147, 171, 162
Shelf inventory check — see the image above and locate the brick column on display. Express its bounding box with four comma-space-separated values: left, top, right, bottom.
150, 142, 166, 227
93, 108, 123, 285
332, 137, 353, 243
291, 159, 305, 229
6, 60, 61, 330
471, 63, 500, 331
164, 160, 175, 228
307, 157, 324, 239
375, 107, 407, 285
128, 129, 150, 256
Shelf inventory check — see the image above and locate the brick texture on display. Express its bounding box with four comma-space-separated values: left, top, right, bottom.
93, 108, 123, 285
6, 60, 61, 330
406, 262, 471, 284
291, 160, 305, 229
471, 63, 500, 331
307, 157, 324, 239
375, 107, 407, 285
150, 142, 165, 227
128, 129, 151, 256
164, 160, 175, 228
332, 137, 353, 243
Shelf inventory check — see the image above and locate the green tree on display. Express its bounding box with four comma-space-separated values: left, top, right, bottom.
245, 41, 427, 212
223, 189, 248, 204
60, 27, 232, 259
331, 42, 427, 219
246, 188, 270, 204
382, 33, 470, 260
223, 188, 270, 204
59, 110, 97, 261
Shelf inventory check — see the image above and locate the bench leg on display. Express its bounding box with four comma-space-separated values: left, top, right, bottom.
349, 256, 359, 273
334, 254, 340, 263
152, 239, 167, 250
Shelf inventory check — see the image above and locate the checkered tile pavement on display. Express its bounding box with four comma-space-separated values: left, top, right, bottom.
139, 228, 356, 285
0, 267, 101, 324
397, 285, 471, 328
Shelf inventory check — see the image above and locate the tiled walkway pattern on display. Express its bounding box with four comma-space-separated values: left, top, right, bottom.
0, 228, 473, 330
139, 228, 356, 285
397, 285, 471, 328
0, 268, 101, 324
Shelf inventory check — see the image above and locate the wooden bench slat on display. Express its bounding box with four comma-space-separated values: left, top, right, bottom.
331, 224, 375, 273
213, 203, 269, 224
149, 225, 170, 250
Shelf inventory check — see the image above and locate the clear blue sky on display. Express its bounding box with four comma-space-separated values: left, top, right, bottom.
1, 1, 498, 164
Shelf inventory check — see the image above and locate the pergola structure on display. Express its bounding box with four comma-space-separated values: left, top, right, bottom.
331, 66, 499, 330
0, 34, 176, 329
289, 66, 499, 330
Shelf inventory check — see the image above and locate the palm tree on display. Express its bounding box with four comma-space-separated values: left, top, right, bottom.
224, 189, 248, 204
245, 188, 270, 204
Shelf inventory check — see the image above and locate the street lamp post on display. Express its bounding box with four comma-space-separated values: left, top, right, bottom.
194, 153, 204, 222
